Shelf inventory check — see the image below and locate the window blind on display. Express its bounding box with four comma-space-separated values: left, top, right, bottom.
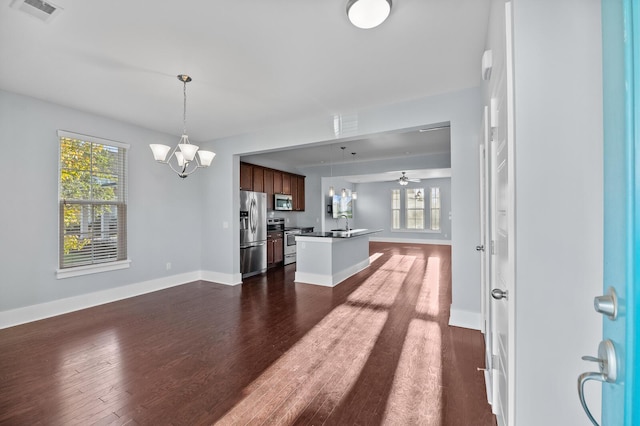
58, 131, 129, 269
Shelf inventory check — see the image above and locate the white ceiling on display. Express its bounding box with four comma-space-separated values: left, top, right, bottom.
242, 124, 451, 168
0, 0, 491, 143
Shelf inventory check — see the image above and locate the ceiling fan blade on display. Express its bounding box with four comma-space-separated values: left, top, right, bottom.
409, 178, 421, 182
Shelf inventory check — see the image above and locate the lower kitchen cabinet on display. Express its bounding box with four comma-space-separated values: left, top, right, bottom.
267, 231, 284, 267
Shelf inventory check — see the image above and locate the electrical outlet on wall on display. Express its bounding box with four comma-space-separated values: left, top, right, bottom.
166, 262, 172, 271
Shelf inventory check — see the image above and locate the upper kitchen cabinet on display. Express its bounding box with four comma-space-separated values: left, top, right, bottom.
282, 173, 291, 195
263, 168, 274, 211
240, 162, 305, 211
252, 166, 264, 192
273, 171, 283, 194
240, 162, 253, 190
296, 175, 305, 211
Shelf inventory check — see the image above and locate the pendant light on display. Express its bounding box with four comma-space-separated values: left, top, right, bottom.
351, 152, 358, 200
346, 0, 392, 29
149, 75, 216, 178
328, 144, 335, 197
340, 146, 347, 197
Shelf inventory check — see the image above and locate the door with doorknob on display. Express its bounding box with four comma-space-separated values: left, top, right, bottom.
577, 1, 637, 424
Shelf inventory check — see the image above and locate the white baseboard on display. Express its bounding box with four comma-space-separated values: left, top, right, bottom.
200, 270, 242, 286
0, 270, 238, 330
295, 259, 370, 287
369, 237, 452, 246
448, 307, 482, 330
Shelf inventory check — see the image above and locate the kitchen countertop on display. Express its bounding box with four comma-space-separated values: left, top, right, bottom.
297, 229, 381, 239
284, 226, 315, 232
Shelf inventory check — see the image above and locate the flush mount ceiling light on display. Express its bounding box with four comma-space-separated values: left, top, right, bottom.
346, 0, 392, 29
149, 75, 216, 179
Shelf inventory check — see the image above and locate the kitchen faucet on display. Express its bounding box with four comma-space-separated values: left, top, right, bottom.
338, 214, 349, 231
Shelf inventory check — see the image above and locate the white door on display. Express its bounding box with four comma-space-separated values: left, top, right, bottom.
478, 106, 493, 406
488, 2, 515, 426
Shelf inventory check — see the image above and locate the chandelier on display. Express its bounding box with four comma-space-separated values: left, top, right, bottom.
149, 75, 216, 178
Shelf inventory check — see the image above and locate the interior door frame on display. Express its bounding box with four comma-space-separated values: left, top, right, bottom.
479, 105, 494, 407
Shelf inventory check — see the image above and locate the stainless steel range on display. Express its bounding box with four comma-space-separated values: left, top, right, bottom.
283, 228, 301, 265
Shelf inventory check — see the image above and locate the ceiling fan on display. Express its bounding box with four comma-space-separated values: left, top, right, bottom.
397, 171, 420, 186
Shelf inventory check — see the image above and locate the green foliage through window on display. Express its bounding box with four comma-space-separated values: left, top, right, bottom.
58, 132, 128, 269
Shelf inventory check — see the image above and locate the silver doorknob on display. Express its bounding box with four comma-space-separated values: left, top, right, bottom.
491, 288, 508, 300
476, 245, 485, 251
594, 287, 618, 320
578, 339, 618, 426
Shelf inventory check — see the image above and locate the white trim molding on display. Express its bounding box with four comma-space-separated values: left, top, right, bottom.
370, 237, 452, 246
295, 258, 370, 287
448, 307, 482, 330
0, 270, 240, 329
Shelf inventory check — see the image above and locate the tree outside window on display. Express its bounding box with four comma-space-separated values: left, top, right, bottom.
59, 132, 128, 269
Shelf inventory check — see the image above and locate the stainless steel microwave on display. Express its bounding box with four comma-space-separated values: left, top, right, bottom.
274, 194, 293, 211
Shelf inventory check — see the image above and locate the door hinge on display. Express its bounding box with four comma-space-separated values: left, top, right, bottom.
492, 354, 499, 370
490, 240, 496, 255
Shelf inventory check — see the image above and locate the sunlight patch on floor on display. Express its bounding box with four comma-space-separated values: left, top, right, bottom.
415, 256, 441, 317
369, 252, 384, 264
348, 255, 416, 308
216, 304, 388, 425
382, 319, 443, 425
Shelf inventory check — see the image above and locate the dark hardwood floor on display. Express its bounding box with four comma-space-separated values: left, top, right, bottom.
0, 243, 495, 425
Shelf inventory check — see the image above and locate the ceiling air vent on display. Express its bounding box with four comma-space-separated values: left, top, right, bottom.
10, 0, 63, 23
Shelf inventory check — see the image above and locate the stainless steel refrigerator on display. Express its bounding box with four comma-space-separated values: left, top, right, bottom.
240, 190, 267, 278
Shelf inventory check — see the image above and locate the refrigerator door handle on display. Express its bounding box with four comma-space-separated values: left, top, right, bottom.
240, 242, 266, 249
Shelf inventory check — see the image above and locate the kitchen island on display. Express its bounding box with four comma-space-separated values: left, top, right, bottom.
294, 229, 381, 287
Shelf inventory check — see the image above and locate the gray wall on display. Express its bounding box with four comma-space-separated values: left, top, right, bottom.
202, 87, 482, 324
0, 90, 205, 311
355, 178, 451, 241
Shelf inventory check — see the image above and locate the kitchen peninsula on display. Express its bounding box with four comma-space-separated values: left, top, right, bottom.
294, 229, 381, 287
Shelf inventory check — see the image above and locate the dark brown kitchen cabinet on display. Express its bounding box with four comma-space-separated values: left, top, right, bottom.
290, 175, 298, 205
296, 175, 305, 211
239, 162, 305, 212
267, 231, 283, 267
252, 166, 264, 192
263, 168, 274, 211
240, 162, 253, 190
282, 173, 291, 195
273, 171, 283, 194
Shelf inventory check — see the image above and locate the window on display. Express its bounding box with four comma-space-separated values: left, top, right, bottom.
57, 131, 129, 278
406, 188, 425, 230
430, 187, 441, 231
390, 186, 441, 232
391, 189, 401, 229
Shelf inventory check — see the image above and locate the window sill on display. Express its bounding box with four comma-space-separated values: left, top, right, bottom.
56, 259, 131, 279
390, 229, 441, 234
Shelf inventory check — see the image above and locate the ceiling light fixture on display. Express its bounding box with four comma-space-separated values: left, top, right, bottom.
329, 144, 335, 197
149, 75, 216, 178
346, 0, 392, 29
351, 152, 358, 200
338, 146, 348, 197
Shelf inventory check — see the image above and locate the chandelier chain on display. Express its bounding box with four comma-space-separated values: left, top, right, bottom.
183, 80, 187, 136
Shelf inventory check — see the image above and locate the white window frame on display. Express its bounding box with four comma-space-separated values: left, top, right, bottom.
430, 187, 441, 231
391, 189, 401, 230
56, 130, 131, 279
405, 187, 425, 230
390, 186, 442, 233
